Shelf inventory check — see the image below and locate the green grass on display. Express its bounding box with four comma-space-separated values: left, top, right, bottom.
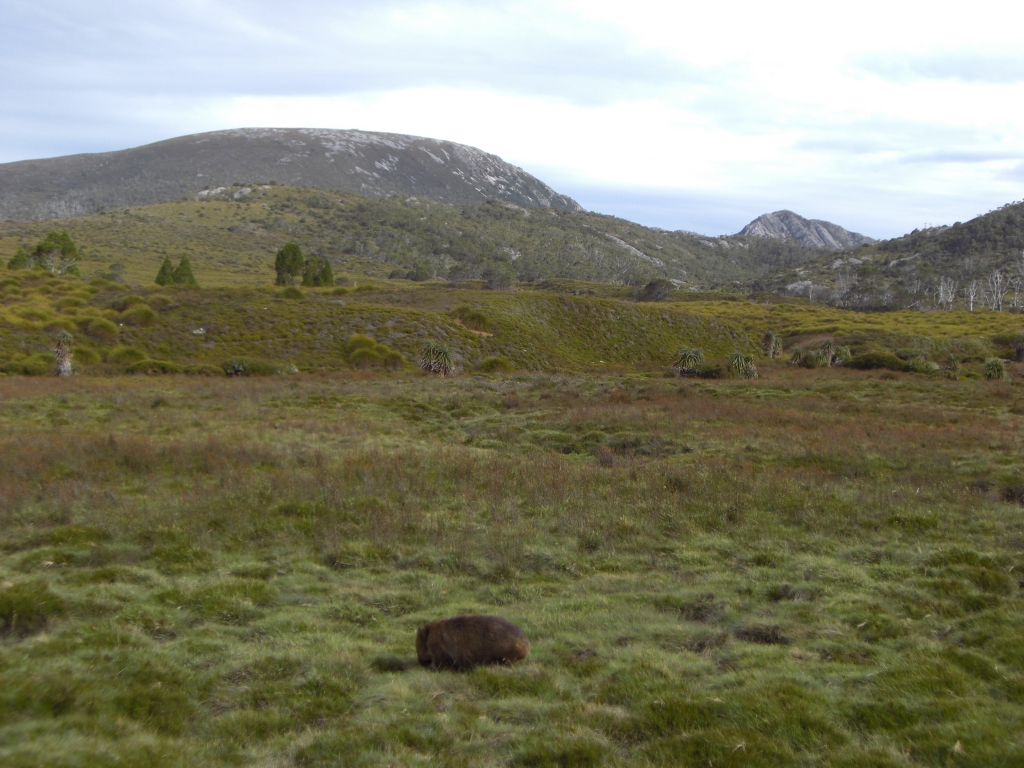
2, 369, 1024, 765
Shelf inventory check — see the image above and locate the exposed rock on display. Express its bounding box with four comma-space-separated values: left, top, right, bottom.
0, 128, 582, 221
738, 210, 874, 250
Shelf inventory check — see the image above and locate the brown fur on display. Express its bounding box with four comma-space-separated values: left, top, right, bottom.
416, 614, 530, 670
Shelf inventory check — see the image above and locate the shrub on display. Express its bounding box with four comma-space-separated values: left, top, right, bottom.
418, 340, 456, 376
74, 347, 101, 365
342, 335, 404, 370
634, 279, 674, 302
221, 358, 280, 376
111, 295, 147, 311
482, 262, 515, 290
1015, 334, 1024, 363
107, 346, 148, 364
7, 248, 32, 270
450, 305, 491, 332
478, 356, 513, 373
275, 242, 304, 285
281, 286, 305, 300
302, 256, 334, 287
76, 316, 119, 343
0, 580, 66, 637
126, 359, 183, 375
184, 364, 224, 376
119, 303, 158, 327
984, 358, 1010, 381
846, 351, 908, 372
0, 355, 51, 376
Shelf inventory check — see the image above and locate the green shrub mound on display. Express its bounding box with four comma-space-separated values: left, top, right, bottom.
184, 363, 225, 376
126, 359, 183, 375
478, 356, 513, 373
221, 358, 281, 376
0, 354, 52, 376
76, 316, 119, 343
280, 286, 305, 300
107, 346, 148, 364
846, 351, 909, 372
341, 335, 404, 370
74, 347, 101, 365
450, 305, 491, 332
119, 303, 159, 327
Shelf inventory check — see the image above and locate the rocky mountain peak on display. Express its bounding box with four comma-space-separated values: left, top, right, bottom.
738, 210, 874, 250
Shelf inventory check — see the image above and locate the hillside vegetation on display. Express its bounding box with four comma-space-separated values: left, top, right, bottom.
1, 186, 827, 289
772, 200, 1024, 311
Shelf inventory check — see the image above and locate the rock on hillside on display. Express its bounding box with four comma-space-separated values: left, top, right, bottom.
0, 128, 582, 221
739, 210, 874, 250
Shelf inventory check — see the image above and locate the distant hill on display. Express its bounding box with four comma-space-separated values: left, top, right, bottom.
0, 128, 582, 221
739, 210, 875, 249
0, 185, 827, 289
764, 199, 1024, 311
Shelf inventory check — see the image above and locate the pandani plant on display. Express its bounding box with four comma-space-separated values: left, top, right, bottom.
418, 340, 456, 377
729, 352, 757, 379
671, 347, 704, 376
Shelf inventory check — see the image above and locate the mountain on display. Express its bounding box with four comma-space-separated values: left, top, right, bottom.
739, 210, 875, 250
0, 128, 582, 221
0, 185, 828, 289
764, 199, 1024, 311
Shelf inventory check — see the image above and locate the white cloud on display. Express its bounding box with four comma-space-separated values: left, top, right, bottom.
2, 0, 1023, 237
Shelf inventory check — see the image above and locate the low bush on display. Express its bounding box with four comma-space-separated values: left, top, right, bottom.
0, 355, 52, 376
119, 303, 159, 327
342, 335, 404, 370
478, 356, 513, 373
184, 363, 224, 376
280, 286, 305, 300
450, 305, 491, 332
74, 347, 101, 365
222, 358, 280, 376
107, 346, 148, 364
76, 316, 119, 343
846, 351, 908, 372
126, 359, 183, 375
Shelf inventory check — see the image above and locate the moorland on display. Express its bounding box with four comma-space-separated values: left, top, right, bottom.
3, 188, 1024, 766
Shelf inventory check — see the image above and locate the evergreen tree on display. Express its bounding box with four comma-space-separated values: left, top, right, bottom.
7, 248, 31, 270
275, 242, 305, 285
33, 231, 80, 276
172, 254, 198, 285
155, 255, 176, 285
301, 256, 334, 287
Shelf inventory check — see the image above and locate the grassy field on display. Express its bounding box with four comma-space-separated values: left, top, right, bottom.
2, 365, 1024, 766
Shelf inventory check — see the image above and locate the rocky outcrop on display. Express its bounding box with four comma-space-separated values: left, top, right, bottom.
738, 210, 874, 250
0, 128, 582, 220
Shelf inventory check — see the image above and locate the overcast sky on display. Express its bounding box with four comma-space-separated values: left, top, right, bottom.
3, 0, 1024, 237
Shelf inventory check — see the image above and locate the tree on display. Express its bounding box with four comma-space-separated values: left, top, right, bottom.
172, 254, 197, 286
155, 255, 176, 285
275, 242, 304, 285
964, 281, 979, 312
7, 248, 31, 270
301, 256, 334, 287
53, 331, 74, 377
482, 262, 515, 290
33, 231, 80, 276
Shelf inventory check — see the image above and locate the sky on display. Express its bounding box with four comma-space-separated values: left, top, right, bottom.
3, 0, 1024, 238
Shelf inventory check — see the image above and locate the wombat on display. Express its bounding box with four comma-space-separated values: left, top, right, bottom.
416, 614, 530, 670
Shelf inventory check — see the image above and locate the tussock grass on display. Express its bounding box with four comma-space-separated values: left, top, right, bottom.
1, 371, 1024, 764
